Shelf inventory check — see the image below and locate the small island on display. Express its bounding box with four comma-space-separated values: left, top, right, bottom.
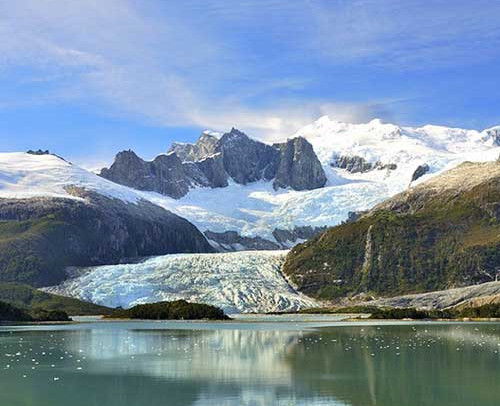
105, 299, 230, 320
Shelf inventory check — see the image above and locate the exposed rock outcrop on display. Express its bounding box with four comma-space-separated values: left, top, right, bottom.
101, 128, 327, 199
331, 155, 397, 173
272, 226, 328, 245
182, 153, 228, 188
100, 149, 229, 198
100, 150, 191, 199
332, 155, 373, 173
204, 230, 281, 251
486, 127, 500, 146
273, 137, 326, 191
365, 281, 500, 310
169, 131, 219, 162
411, 163, 430, 182
215, 128, 280, 184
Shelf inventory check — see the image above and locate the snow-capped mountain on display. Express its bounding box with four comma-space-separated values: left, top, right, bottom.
44, 250, 318, 313
2, 117, 500, 254
100, 117, 500, 250
0, 151, 213, 287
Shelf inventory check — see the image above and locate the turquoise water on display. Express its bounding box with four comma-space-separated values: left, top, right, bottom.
0, 318, 499, 406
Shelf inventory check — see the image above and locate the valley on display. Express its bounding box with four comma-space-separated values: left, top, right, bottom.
2, 118, 500, 314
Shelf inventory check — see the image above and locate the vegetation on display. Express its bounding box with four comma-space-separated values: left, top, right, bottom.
0, 301, 32, 322
283, 305, 456, 319
0, 216, 73, 286
297, 305, 381, 314
459, 303, 500, 318
0, 193, 212, 287
0, 283, 112, 316
283, 175, 500, 300
368, 307, 457, 320
105, 300, 230, 320
0, 300, 70, 323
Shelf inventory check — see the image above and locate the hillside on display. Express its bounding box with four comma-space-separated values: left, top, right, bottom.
0, 152, 213, 287
0, 283, 111, 315
283, 161, 500, 300
2, 118, 500, 253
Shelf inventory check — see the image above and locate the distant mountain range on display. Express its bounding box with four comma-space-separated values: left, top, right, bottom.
1, 117, 500, 309
100, 117, 500, 250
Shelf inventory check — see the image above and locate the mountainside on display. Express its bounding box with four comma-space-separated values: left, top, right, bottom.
283, 160, 500, 300
44, 251, 319, 314
0, 152, 213, 287
2, 118, 500, 255
0, 282, 111, 315
363, 281, 500, 310
99, 118, 500, 250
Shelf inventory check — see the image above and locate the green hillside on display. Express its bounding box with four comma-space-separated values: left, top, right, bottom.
283, 162, 500, 300
0, 283, 112, 316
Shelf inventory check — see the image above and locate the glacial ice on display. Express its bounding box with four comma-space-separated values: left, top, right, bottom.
44, 251, 319, 314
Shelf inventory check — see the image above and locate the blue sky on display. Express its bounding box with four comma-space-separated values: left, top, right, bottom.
1, 0, 500, 167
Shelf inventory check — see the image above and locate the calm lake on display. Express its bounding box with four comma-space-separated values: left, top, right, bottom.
0, 316, 499, 406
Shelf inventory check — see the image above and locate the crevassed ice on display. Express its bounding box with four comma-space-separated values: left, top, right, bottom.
44, 251, 319, 314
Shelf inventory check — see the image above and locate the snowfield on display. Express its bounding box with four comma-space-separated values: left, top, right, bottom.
144, 117, 500, 239
44, 251, 319, 314
1, 117, 500, 243
0, 152, 142, 203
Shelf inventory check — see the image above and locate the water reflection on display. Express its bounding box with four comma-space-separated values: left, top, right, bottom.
0, 322, 499, 406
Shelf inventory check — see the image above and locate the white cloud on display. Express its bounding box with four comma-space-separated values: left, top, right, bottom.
1, 0, 497, 150
306, 0, 500, 69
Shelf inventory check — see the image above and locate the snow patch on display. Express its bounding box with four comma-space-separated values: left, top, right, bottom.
0, 152, 142, 203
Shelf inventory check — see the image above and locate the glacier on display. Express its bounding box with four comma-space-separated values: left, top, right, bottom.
43, 251, 319, 314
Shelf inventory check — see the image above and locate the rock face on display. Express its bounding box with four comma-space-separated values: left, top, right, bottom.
101, 128, 326, 199
215, 128, 280, 184
331, 155, 397, 173
182, 153, 228, 188
0, 189, 213, 287
486, 127, 500, 146
411, 163, 430, 182
100, 150, 191, 199
365, 281, 500, 310
273, 137, 327, 191
169, 131, 219, 162
272, 226, 328, 245
332, 155, 373, 173
283, 161, 500, 301
204, 230, 281, 251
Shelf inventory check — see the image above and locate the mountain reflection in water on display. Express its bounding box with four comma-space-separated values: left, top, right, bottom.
0, 321, 499, 406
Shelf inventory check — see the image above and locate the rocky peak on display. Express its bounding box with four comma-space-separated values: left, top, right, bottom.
100, 150, 191, 199
169, 131, 219, 162
273, 137, 326, 191
216, 128, 280, 184
486, 127, 500, 146
101, 128, 329, 197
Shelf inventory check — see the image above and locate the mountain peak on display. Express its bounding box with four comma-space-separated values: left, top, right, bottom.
368, 118, 384, 126
227, 127, 247, 138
